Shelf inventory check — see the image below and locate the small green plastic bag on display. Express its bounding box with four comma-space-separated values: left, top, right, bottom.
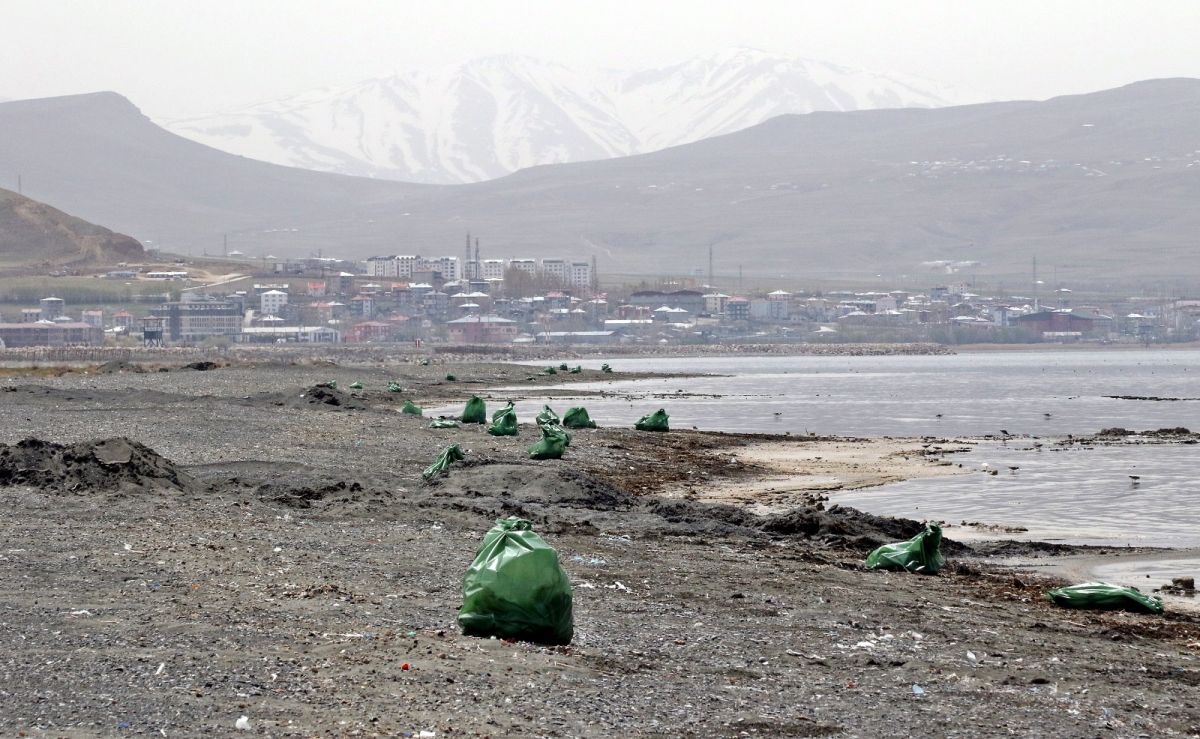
429, 418, 459, 429
457, 518, 574, 645
529, 423, 569, 460
445, 374, 457, 382
487, 402, 519, 436
634, 408, 670, 432
422, 444, 465, 481
542, 367, 558, 375
349, 381, 363, 390
569, 365, 582, 374
535, 405, 560, 426
401, 400, 423, 415
1046, 582, 1164, 614
562, 406, 597, 429
600, 363, 613, 373
865, 523, 945, 574
387, 381, 404, 393
461, 396, 487, 424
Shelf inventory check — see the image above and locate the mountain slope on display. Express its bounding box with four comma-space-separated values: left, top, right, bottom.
0, 187, 144, 270
166, 50, 965, 184
1, 81, 1197, 283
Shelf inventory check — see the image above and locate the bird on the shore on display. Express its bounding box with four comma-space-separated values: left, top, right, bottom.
1044, 413, 1052, 418
935, 413, 943, 418
1008, 466, 1020, 473
1129, 475, 1141, 483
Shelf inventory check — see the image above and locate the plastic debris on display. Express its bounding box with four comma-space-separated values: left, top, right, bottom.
634, 408, 670, 432
422, 444, 465, 481
387, 381, 404, 393
461, 396, 487, 424
349, 381, 363, 390
562, 406, 598, 429
558, 363, 569, 371
865, 523, 946, 575
458, 517, 573, 645
542, 367, 558, 375
235, 716, 251, 731
445, 374, 457, 382
320, 379, 337, 389
535, 405, 560, 427
1046, 582, 1164, 614
429, 418, 459, 429
529, 422, 569, 460
487, 402, 519, 436
912, 684, 926, 696
601, 363, 613, 373
401, 400, 423, 416
569, 365, 583, 374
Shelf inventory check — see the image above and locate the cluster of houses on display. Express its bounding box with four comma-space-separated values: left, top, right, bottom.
2, 255, 1197, 347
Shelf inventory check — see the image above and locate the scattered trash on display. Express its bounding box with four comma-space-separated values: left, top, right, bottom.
569, 365, 583, 374
562, 406, 598, 429
461, 396, 487, 424
542, 367, 558, 375
558, 363, 569, 371
487, 402, 519, 437
458, 517, 574, 645
387, 381, 404, 393
529, 422, 569, 460
1046, 582, 1164, 614
401, 400, 424, 416
865, 523, 945, 575
401, 662, 410, 671
569, 554, 608, 566
601, 363, 613, 373
445, 374, 457, 382
634, 408, 670, 432
320, 380, 337, 389
155, 662, 165, 675
535, 405, 560, 427
422, 444, 466, 481
235, 716, 251, 731
348, 381, 363, 390
912, 684, 926, 696
429, 419, 459, 429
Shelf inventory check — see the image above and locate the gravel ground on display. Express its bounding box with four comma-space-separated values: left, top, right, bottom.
0, 359, 1197, 738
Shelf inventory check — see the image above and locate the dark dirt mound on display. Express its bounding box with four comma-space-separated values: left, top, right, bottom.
0, 437, 197, 494
417, 463, 954, 552
95, 360, 145, 374
255, 479, 367, 509
180, 361, 220, 371
246, 384, 369, 411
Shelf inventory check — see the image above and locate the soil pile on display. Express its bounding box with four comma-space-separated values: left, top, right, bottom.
180, 361, 219, 371
249, 384, 369, 411
0, 437, 197, 494
95, 360, 146, 374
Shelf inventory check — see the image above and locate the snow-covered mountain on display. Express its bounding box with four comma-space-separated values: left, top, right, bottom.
165, 48, 970, 184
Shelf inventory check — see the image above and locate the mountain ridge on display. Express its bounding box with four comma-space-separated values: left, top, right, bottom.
164, 49, 968, 184
0, 186, 144, 272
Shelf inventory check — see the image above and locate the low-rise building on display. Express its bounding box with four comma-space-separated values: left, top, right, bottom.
0, 321, 103, 347
446, 314, 520, 343
151, 297, 243, 342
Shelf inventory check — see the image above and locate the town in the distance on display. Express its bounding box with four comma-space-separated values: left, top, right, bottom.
0, 238, 1195, 350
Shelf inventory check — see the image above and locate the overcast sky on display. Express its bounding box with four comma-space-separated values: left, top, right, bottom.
4, 0, 1199, 118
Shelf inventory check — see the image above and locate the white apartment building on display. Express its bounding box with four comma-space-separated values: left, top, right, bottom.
509, 259, 537, 275
481, 259, 506, 280
260, 289, 289, 317
569, 261, 592, 289
541, 259, 569, 284
363, 255, 459, 280
418, 256, 460, 281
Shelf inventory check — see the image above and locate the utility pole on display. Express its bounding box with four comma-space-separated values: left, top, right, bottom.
1032, 255, 1038, 311
465, 232, 472, 281
708, 244, 714, 288
738, 264, 743, 293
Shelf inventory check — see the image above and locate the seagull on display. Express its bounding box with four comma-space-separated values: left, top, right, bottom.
935, 413, 943, 418
1129, 475, 1141, 482
1008, 466, 1020, 473
1044, 413, 1052, 418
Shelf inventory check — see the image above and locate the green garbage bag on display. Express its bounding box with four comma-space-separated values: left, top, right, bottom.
634, 408, 670, 432
420, 358, 431, 366
422, 444, 465, 481
401, 399, 423, 415
429, 418, 459, 429
349, 381, 363, 390
320, 379, 338, 389
457, 517, 573, 645
529, 423, 569, 460
558, 363, 569, 371
542, 367, 558, 375
569, 365, 582, 374
488, 402, 519, 436
865, 523, 945, 575
562, 406, 598, 429
387, 381, 403, 393
445, 373, 458, 382
461, 396, 487, 424
535, 405, 560, 426
1046, 582, 1164, 615
600, 363, 613, 373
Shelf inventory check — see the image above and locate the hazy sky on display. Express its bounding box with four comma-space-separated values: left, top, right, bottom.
4, 0, 1199, 118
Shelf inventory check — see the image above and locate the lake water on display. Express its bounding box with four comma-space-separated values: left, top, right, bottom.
434, 350, 1200, 548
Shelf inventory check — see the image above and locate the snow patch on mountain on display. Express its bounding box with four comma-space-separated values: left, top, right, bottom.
166, 49, 972, 184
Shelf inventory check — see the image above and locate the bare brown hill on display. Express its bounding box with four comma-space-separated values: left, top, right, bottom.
0, 187, 144, 272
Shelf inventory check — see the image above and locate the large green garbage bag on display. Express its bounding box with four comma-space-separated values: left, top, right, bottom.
536, 405, 560, 426
865, 523, 945, 575
458, 518, 574, 645
401, 400, 423, 415
1046, 582, 1164, 615
422, 444, 465, 481
529, 423, 569, 460
461, 396, 487, 424
569, 365, 582, 374
488, 402, 519, 436
600, 363, 613, 373
429, 418, 459, 429
562, 406, 597, 429
558, 363, 569, 371
387, 381, 403, 393
634, 408, 670, 432
542, 367, 558, 375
